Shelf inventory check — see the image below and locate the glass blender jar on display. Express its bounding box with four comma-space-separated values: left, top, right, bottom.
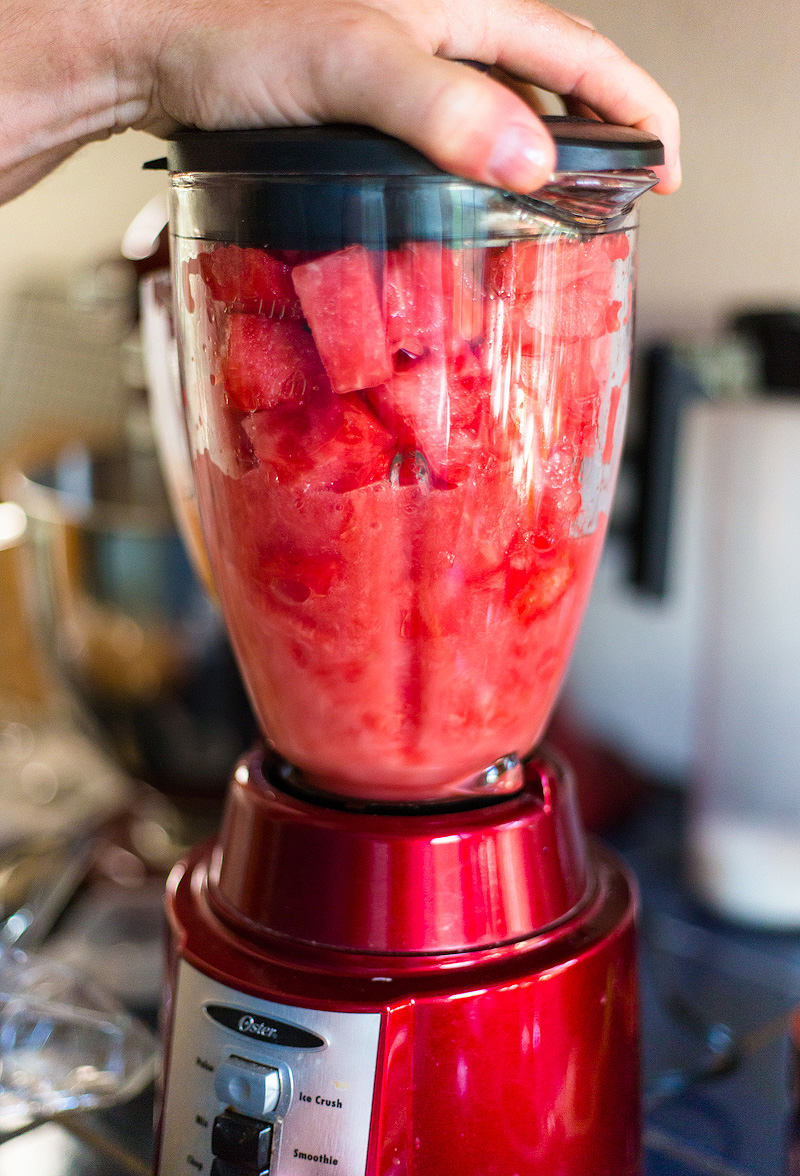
168, 119, 656, 805
155, 119, 663, 1176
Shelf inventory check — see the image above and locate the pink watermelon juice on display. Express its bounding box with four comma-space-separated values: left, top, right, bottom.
180, 231, 633, 802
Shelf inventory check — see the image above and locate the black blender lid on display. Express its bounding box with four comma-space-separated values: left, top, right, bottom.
544, 116, 664, 171
146, 116, 663, 176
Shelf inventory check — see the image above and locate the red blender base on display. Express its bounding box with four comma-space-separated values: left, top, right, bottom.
156, 749, 640, 1176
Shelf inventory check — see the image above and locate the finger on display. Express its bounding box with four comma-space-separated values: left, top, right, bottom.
440, 0, 681, 192
488, 67, 554, 116
307, 12, 558, 192
562, 96, 602, 121
552, 9, 596, 30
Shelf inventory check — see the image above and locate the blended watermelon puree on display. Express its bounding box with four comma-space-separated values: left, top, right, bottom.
180, 231, 634, 802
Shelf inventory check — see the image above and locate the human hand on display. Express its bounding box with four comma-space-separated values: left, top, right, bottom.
0, 0, 679, 206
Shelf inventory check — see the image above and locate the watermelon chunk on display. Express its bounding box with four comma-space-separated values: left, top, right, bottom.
507, 551, 575, 620
446, 344, 491, 425
200, 245, 301, 317
243, 384, 344, 475
556, 338, 607, 460
533, 481, 583, 551
369, 353, 485, 481
492, 236, 617, 344
602, 382, 624, 464
385, 243, 487, 356
258, 549, 345, 605
385, 243, 446, 351
224, 314, 330, 412
490, 239, 545, 300
600, 231, 631, 261
313, 396, 395, 491
366, 331, 492, 481
371, 354, 446, 445
425, 462, 525, 590
292, 245, 391, 393
244, 389, 393, 491
604, 301, 623, 334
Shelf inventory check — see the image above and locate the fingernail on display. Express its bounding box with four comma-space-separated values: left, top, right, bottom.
487, 124, 553, 191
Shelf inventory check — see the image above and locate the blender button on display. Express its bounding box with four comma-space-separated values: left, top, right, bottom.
214, 1058, 281, 1117
212, 1110, 273, 1167
211, 1161, 269, 1176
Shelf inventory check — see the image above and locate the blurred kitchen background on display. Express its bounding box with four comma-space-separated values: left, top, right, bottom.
2, 2, 800, 1172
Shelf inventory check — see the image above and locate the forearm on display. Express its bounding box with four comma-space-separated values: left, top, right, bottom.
0, 0, 155, 201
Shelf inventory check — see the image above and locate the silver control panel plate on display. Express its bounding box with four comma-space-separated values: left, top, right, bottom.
159, 961, 382, 1176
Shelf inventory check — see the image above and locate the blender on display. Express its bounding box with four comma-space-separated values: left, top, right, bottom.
153, 118, 663, 1175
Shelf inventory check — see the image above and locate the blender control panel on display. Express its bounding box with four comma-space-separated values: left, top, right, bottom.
159, 962, 382, 1176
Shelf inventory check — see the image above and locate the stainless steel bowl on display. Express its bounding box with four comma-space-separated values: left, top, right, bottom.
11, 436, 255, 796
